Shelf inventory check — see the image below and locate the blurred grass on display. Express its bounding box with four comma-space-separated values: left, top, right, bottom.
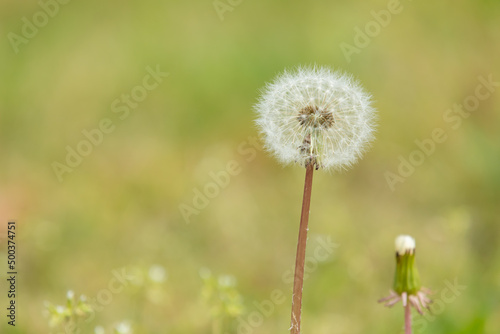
0, 0, 500, 333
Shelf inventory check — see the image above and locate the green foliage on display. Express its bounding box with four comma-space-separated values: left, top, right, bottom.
200, 268, 244, 334
45, 291, 92, 333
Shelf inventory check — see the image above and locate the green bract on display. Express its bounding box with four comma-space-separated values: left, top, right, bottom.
393, 250, 421, 295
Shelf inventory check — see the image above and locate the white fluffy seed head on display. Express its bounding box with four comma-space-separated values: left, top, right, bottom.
254, 66, 377, 171
395, 235, 416, 255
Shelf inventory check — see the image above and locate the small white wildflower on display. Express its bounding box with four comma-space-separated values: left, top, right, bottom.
199, 267, 212, 280
395, 235, 416, 255
55, 305, 65, 314
94, 326, 106, 334
218, 275, 236, 287
148, 265, 167, 283
255, 66, 376, 170
66, 290, 74, 300
115, 321, 132, 334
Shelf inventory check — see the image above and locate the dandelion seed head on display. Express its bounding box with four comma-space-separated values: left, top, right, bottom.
255, 66, 377, 170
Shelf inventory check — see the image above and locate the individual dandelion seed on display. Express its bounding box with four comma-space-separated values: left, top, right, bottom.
378, 235, 432, 334
254, 65, 377, 334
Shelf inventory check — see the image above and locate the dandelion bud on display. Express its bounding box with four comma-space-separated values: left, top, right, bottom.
393, 235, 420, 295
379, 235, 432, 315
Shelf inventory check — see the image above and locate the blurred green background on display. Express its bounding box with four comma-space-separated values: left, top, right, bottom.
1, 0, 500, 333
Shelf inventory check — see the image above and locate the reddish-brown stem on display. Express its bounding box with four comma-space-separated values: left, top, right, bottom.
290, 162, 314, 334
405, 301, 412, 334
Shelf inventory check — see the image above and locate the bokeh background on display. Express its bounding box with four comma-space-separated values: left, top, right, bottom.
1, 0, 500, 333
